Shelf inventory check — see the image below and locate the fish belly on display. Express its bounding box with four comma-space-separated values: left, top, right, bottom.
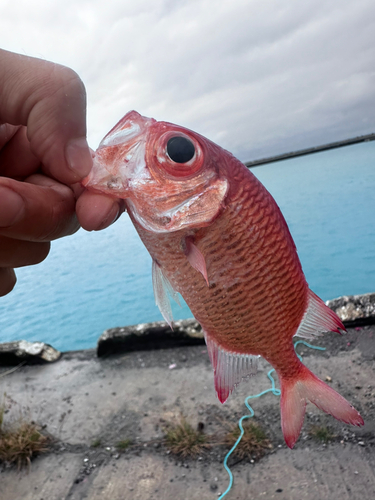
131, 164, 308, 363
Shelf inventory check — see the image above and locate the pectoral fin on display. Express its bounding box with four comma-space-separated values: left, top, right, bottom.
183, 236, 209, 286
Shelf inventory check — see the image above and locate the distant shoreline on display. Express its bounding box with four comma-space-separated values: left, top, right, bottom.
245, 132, 375, 168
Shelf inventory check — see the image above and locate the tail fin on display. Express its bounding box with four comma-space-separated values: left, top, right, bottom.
280, 364, 364, 448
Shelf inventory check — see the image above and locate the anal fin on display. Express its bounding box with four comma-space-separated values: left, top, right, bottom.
205, 332, 259, 403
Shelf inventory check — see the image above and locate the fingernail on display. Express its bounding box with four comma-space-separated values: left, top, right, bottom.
66, 137, 93, 179
0, 186, 24, 227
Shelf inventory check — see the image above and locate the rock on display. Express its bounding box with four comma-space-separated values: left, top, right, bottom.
0, 340, 61, 365
326, 292, 375, 326
97, 293, 375, 357
97, 319, 204, 357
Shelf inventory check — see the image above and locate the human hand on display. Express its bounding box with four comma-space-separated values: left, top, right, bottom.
0, 49, 122, 296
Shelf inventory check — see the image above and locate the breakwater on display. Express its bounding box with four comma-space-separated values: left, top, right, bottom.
245, 133, 375, 168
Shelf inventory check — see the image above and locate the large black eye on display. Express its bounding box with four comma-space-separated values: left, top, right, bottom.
166, 136, 195, 163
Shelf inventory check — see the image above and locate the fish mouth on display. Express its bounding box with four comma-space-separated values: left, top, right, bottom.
82, 111, 155, 198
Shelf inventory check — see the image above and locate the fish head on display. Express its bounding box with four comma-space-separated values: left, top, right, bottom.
83, 111, 229, 233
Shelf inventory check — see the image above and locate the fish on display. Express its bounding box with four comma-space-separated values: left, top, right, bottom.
83, 110, 364, 448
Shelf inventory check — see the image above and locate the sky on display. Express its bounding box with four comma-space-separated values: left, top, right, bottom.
1, 0, 374, 161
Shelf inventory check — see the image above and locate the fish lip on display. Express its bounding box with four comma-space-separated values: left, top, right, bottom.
83, 111, 155, 197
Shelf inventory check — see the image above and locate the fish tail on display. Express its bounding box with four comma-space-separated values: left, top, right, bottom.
280, 364, 364, 449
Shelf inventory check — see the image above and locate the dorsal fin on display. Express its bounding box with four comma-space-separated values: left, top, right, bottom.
295, 288, 346, 339
205, 332, 259, 403
152, 259, 180, 329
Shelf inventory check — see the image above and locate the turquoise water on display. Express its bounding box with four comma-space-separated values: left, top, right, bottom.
0, 141, 374, 351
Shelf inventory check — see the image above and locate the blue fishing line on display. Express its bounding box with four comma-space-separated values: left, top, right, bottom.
294, 340, 326, 360
217, 340, 326, 499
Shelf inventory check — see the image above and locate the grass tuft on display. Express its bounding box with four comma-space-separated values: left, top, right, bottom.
309, 425, 336, 443
222, 420, 271, 460
165, 417, 209, 458
116, 439, 132, 451
0, 404, 49, 469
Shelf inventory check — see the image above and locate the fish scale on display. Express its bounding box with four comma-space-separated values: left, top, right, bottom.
84, 110, 364, 448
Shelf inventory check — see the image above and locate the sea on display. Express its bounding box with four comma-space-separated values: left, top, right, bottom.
0, 141, 374, 352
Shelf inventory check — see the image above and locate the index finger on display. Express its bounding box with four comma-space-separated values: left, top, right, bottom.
0, 49, 93, 184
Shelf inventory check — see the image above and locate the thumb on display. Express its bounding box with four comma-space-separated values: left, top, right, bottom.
0, 49, 93, 184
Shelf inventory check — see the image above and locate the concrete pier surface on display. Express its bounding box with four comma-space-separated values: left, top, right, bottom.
1, 324, 375, 500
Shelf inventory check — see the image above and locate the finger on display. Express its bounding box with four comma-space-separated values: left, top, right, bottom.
76, 191, 124, 231
0, 235, 50, 268
0, 175, 79, 241
0, 267, 16, 297
0, 125, 40, 179
0, 49, 92, 183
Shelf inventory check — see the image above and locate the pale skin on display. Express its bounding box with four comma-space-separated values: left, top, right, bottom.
0, 49, 123, 296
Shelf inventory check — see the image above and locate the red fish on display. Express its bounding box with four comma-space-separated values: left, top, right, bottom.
84, 111, 363, 448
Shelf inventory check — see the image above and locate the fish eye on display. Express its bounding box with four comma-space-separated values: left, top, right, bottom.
166, 136, 195, 163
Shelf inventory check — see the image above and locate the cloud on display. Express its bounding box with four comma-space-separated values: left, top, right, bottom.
1, 0, 374, 159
